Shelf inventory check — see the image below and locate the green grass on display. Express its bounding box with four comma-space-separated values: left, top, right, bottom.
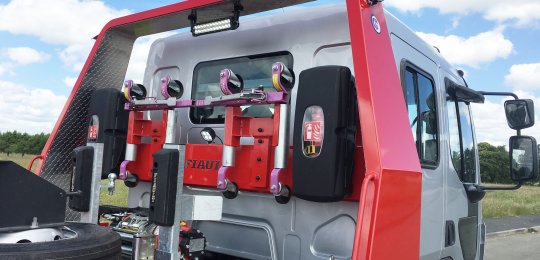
4, 152, 540, 218
99, 179, 128, 207
483, 183, 540, 218
0, 153, 39, 172
2, 152, 129, 207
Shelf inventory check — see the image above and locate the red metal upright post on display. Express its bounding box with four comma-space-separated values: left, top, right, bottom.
346, 0, 423, 259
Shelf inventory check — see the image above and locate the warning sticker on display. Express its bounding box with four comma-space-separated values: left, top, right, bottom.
88, 125, 97, 140
304, 121, 322, 142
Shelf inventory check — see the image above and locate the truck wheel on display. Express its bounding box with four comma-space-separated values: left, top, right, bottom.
0, 222, 121, 259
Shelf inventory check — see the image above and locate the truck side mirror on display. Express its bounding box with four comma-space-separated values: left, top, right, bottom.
505, 99, 534, 130
509, 136, 538, 182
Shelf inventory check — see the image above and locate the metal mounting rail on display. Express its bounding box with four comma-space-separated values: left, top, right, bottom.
124, 90, 288, 111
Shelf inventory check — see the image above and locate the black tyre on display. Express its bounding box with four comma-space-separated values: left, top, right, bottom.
0, 222, 121, 260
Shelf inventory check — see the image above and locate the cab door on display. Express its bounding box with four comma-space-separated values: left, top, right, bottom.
439, 71, 482, 260
390, 34, 445, 260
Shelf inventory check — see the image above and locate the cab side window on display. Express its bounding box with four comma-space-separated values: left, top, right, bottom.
447, 82, 477, 183
403, 66, 438, 165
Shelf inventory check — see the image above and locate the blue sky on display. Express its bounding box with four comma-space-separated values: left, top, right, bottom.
0, 0, 538, 145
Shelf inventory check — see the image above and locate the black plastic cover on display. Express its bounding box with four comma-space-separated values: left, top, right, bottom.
68, 146, 94, 212
292, 66, 357, 202
149, 149, 179, 226
0, 161, 66, 231
87, 88, 128, 178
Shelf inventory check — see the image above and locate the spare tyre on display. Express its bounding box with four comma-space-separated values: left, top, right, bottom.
0, 222, 121, 259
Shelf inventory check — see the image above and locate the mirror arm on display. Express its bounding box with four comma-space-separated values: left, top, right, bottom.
479, 91, 523, 136
478, 91, 518, 100
480, 181, 522, 191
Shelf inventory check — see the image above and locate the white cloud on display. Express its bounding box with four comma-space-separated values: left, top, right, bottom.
504, 63, 540, 90
0, 0, 130, 45
6, 47, 49, 65
473, 90, 540, 146
385, 0, 540, 27
0, 80, 67, 134
0, 64, 5, 75
59, 43, 92, 72
451, 17, 460, 29
416, 28, 513, 68
484, 2, 540, 27
125, 32, 176, 83
472, 100, 514, 146
0, 0, 131, 71
63, 76, 77, 88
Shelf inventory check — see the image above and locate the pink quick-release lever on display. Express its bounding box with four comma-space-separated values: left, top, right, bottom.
160, 75, 171, 99
272, 62, 294, 94
220, 69, 232, 95
119, 160, 130, 180
270, 168, 283, 195
217, 166, 231, 190
220, 68, 243, 95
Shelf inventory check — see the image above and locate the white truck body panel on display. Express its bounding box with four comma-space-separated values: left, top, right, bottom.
130, 3, 483, 259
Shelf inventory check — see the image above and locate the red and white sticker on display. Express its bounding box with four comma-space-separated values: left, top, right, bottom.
304, 121, 322, 142
88, 125, 97, 140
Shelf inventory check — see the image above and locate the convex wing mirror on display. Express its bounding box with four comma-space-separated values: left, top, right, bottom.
505, 99, 534, 130
509, 136, 538, 182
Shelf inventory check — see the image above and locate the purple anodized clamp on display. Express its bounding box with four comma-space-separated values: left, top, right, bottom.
217, 166, 231, 190
272, 62, 294, 94
123, 80, 147, 101
220, 69, 243, 95
119, 160, 130, 180
123, 80, 134, 101
160, 75, 184, 99
160, 75, 172, 99
270, 168, 284, 195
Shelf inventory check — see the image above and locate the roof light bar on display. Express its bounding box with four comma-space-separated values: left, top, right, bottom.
189, 2, 242, 37
193, 18, 234, 36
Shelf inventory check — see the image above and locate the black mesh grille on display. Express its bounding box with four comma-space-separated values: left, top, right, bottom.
40, 31, 135, 220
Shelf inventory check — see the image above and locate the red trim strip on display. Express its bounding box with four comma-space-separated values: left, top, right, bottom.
346, 0, 422, 259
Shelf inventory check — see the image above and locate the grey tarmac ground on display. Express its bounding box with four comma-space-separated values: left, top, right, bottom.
485, 232, 540, 260
484, 215, 540, 259
485, 214, 540, 234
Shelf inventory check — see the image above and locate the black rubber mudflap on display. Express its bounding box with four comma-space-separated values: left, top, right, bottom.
87, 88, 128, 178
292, 66, 357, 202
68, 146, 94, 212
149, 149, 179, 226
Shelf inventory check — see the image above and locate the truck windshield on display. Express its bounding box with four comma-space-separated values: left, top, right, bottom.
190, 52, 293, 124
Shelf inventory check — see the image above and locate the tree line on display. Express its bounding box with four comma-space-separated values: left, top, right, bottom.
479, 142, 540, 184
0, 131, 537, 184
0, 131, 49, 156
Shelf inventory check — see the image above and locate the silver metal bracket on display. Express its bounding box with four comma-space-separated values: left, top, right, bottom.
79, 142, 103, 224
155, 144, 185, 260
